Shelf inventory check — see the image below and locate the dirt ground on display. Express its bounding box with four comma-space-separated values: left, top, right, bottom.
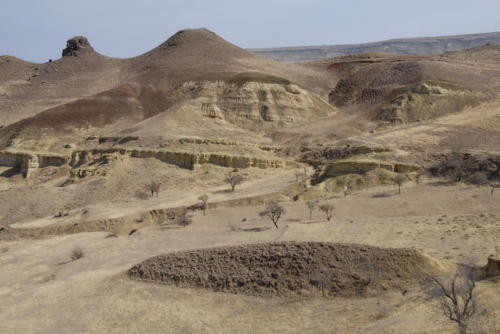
1, 176, 499, 334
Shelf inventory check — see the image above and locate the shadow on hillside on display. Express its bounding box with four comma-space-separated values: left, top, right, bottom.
214, 189, 232, 194
0, 167, 20, 178
372, 193, 394, 198
242, 227, 271, 232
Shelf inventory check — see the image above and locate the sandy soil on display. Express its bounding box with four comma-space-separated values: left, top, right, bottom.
1, 179, 499, 334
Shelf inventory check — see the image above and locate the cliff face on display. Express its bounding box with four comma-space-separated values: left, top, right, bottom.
251, 31, 500, 62
175, 79, 336, 125
0, 146, 285, 179
70, 148, 285, 172
0, 150, 67, 177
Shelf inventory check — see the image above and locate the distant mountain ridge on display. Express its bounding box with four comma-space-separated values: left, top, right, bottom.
250, 31, 500, 62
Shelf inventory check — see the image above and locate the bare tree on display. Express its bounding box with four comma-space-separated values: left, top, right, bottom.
319, 202, 334, 222
429, 266, 478, 334
146, 181, 161, 197
415, 172, 424, 185
394, 174, 407, 195
224, 172, 244, 192
259, 201, 285, 229
343, 183, 351, 198
305, 200, 318, 220
337, 179, 352, 197
198, 194, 209, 216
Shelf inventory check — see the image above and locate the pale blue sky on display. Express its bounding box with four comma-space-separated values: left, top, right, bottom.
1, 0, 499, 62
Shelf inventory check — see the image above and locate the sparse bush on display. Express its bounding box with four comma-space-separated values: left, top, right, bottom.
319, 202, 334, 222
224, 172, 245, 192
163, 208, 193, 228
54, 210, 69, 218
469, 171, 489, 186
310, 267, 332, 296
70, 247, 84, 261
394, 174, 407, 194
146, 181, 161, 197
305, 200, 318, 220
198, 194, 209, 216
135, 190, 150, 200
259, 201, 285, 229
176, 212, 193, 227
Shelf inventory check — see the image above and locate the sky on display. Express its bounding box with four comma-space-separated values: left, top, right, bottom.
1, 0, 499, 62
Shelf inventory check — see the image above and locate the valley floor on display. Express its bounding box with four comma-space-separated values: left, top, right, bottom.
1, 178, 499, 334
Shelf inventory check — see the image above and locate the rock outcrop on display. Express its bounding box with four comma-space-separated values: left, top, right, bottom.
300, 142, 391, 166
62, 36, 95, 57
377, 83, 486, 123
70, 148, 285, 171
0, 150, 68, 177
176, 76, 335, 125
319, 159, 420, 178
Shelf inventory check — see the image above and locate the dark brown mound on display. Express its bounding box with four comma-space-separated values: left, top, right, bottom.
128, 242, 439, 297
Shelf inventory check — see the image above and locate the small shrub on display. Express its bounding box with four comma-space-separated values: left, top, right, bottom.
469, 171, 489, 185
176, 213, 193, 227
163, 208, 193, 228
198, 194, 209, 215
70, 247, 84, 261
146, 181, 161, 197
135, 190, 150, 200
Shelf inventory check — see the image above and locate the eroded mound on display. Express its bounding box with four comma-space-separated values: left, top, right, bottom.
128, 242, 440, 297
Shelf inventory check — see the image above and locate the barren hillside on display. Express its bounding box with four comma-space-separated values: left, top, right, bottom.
1, 29, 499, 334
